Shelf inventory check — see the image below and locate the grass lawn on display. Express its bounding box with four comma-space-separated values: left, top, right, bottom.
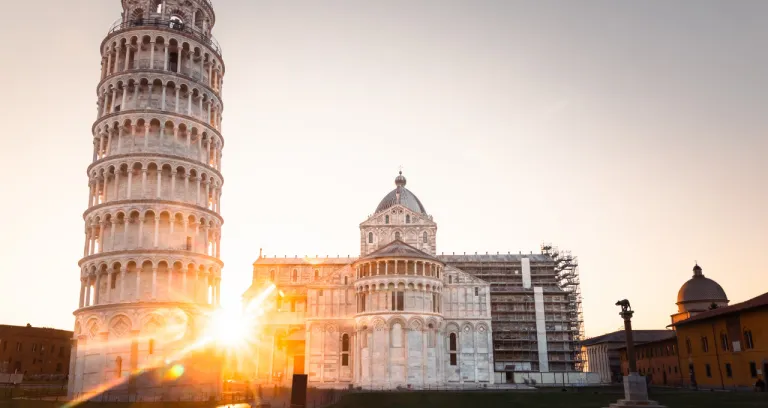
327, 388, 768, 408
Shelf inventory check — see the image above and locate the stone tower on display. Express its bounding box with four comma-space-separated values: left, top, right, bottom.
69, 0, 225, 399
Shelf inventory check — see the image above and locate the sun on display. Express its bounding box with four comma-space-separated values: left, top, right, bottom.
210, 308, 249, 347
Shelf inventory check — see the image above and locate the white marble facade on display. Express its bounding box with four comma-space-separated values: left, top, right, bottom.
245, 173, 493, 388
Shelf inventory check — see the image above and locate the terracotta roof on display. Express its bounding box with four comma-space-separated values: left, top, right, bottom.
582, 330, 675, 346
358, 239, 441, 263
616, 332, 677, 350
671, 291, 768, 327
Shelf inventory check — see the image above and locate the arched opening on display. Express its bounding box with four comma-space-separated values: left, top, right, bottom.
269, 270, 275, 282
152, 0, 162, 14
314, 270, 319, 281
291, 269, 298, 283
169, 15, 184, 30
130, 9, 144, 24
368, 232, 373, 244
148, 339, 155, 355
341, 333, 350, 366
449, 333, 458, 366
406, 214, 410, 224
385, 215, 389, 224
395, 231, 401, 241
194, 10, 204, 29
423, 231, 428, 243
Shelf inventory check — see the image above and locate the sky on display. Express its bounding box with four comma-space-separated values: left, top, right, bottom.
0, 0, 766, 338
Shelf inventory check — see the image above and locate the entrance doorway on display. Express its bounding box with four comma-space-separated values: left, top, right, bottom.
293, 355, 305, 375
505, 372, 514, 383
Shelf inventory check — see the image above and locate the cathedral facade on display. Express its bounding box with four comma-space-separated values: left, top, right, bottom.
243, 173, 494, 388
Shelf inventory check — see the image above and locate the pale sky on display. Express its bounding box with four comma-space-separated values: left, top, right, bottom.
0, 1, 766, 338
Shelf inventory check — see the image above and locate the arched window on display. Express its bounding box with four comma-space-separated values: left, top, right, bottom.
291, 269, 298, 283
385, 215, 389, 224
115, 356, 122, 378
368, 232, 373, 243
314, 270, 320, 281
342, 333, 350, 352
194, 10, 204, 29
449, 275, 452, 284
449, 333, 458, 366
395, 232, 401, 241
269, 270, 275, 281
406, 215, 411, 224
152, 0, 162, 13
423, 231, 428, 243
341, 334, 350, 366
744, 329, 754, 349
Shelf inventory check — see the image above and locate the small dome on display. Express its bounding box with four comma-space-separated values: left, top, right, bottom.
375, 172, 427, 215
677, 264, 728, 305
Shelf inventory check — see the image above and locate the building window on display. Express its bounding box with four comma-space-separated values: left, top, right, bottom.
395, 231, 401, 241
449, 276, 452, 284
474, 287, 479, 296
449, 333, 458, 366
148, 339, 155, 355
115, 356, 122, 378
359, 293, 366, 312
701, 336, 709, 352
423, 231, 428, 243
725, 363, 732, 378
744, 330, 754, 349
31, 344, 37, 353
391, 291, 404, 311
291, 269, 298, 283
269, 270, 275, 281
406, 215, 411, 224
314, 270, 320, 281
720, 333, 729, 351
186, 236, 192, 250
341, 334, 350, 366
685, 338, 692, 354
56, 363, 62, 373
750, 362, 758, 378
368, 232, 373, 243
344, 276, 348, 285
319, 289, 323, 296
385, 215, 389, 224
705, 364, 712, 377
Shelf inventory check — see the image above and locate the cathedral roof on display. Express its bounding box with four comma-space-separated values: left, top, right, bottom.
357, 239, 441, 263
375, 172, 427, 215
676, 264, 728, 305
253, 256, 356, 265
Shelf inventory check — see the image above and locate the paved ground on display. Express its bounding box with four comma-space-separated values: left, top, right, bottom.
1, 387, 766, 408
326, 387, 768, 408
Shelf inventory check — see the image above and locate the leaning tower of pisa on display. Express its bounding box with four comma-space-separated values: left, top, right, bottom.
69, 0, 225, 400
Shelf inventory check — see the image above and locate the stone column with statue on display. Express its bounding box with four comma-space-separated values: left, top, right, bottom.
603, 300, 667, 408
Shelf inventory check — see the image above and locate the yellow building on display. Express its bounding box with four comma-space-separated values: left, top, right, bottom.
671, 291, 768, 390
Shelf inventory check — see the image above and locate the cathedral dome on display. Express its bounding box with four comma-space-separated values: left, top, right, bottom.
375, 172, 427, 215
677, 264, 728, 309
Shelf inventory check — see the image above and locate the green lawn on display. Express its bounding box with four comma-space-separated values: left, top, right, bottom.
327, 388, 768, 408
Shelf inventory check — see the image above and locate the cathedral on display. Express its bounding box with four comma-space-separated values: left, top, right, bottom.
243, 172, 583, 388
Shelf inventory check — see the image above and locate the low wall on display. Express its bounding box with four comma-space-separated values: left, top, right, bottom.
0, 374, 23, 384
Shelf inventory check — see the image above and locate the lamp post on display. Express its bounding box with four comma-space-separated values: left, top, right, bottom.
602, 300, 666, 408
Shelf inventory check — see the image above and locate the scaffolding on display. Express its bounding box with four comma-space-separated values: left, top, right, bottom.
541, 243, 585, 371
